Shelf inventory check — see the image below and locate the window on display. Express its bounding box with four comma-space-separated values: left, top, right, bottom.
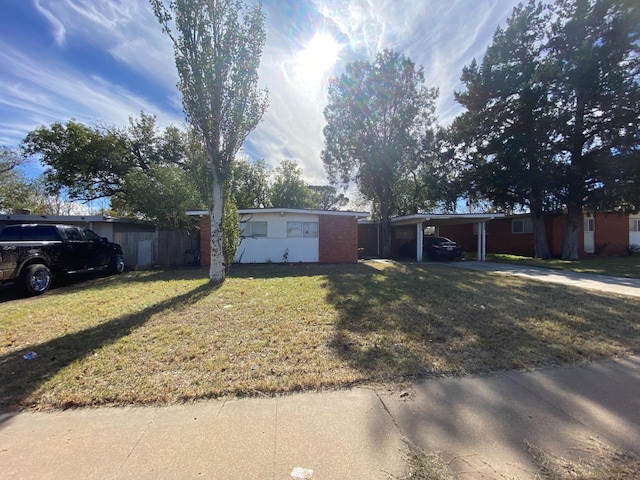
512, 219, 533, 234
630, 219, 640, 232
303, 222, 318, 237
60, 226, 83, 241
287, 221, 318, 238
584, 218, 595, 232
240, 221, 267, 237
27, 225, 59, 241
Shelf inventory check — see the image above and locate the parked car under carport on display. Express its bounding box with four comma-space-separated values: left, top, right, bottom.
398, 236, 462, 261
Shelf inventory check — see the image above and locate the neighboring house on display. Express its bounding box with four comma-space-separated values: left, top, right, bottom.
189, 208, 370, 265
0, 213, 197, 267
438, 212, 640, 258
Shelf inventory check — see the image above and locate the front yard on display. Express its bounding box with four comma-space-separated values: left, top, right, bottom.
1, 261, 639, 410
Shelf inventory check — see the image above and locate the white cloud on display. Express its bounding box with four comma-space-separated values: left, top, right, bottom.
33, 0, 67, 46
1, 0, 526, 187
247, 0, 523, 185
0, 42, 181, 146
32, 0, 178, 91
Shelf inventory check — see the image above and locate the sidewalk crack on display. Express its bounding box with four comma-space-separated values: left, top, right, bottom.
373, 388, 402, 434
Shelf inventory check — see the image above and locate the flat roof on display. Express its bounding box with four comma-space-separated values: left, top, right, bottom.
0, 213, 154, 225
186, 208, 370, 218
390, 213, 506, 227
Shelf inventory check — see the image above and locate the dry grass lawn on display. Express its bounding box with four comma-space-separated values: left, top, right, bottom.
1, 261, 638, 411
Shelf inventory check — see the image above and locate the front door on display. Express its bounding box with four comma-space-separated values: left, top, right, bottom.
584, 215, 595, 254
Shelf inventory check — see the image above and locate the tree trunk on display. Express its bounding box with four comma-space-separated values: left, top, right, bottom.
380, 215, 391, 258
379, 197, 392, 258
561, 207, 581, 260
532, 215, 552, 259
209, 177, 226, 284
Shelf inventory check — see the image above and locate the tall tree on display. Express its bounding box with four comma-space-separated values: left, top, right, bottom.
21, 120, 132, 201
0, 147, 31, 213
391, 126, 442, 216
113, 165, 200, 229
0, 146, 23, 176
151, 0, 269, 283
270, 159, 313, 209
231, 157, 271, 208
21, 114, 203, 228
307, 185, 348, 210
546, 0, 640, 259
452, 1, 556, 258
322, 49, 438, 257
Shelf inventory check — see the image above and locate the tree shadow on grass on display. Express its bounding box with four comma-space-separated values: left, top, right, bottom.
228, 262, 365, 280
0, 266, 210, 304
321, 261, 640, 382
0, 280, 217, 415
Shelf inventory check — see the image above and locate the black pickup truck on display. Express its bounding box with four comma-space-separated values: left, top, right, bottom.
0, 224, 125, 296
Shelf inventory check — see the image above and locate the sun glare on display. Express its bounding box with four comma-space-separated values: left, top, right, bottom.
295, 33, 342, 87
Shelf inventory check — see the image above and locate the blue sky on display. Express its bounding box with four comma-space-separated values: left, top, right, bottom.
0, 0, 524, 185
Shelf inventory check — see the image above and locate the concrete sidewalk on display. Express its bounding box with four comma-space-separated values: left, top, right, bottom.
447, 261, 640, 298
1, 356, 638, 479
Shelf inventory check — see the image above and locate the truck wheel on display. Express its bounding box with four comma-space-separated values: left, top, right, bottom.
109, 255, 125, 275
22, 264, 52, 296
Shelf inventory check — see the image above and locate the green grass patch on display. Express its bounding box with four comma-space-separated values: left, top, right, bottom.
478, 253, 640, 278
1, 262, 639, 410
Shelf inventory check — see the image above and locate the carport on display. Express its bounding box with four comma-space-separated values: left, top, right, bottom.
391, 213, 505, 261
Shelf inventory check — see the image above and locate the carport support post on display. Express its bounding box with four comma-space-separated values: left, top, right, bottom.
416, 223, 423, 261
476, 221, 487, 261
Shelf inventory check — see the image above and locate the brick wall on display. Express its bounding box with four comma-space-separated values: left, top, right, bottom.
319, 215, 358, 263
199, 216, 210, 266
594, 212, 629, 255
439, 220, 536, 256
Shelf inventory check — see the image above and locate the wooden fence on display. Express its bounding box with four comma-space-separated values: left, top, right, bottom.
114, 229, 200, 268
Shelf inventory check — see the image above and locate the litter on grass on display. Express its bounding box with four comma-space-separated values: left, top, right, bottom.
291, 467, 313, 479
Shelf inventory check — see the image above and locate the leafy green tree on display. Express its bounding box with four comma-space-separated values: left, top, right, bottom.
322, 49, 438, 257
270, 159, 313, 209
222, 187, 240, 271
0, 147, 32, 213
546, 0, 640, 259
21, 113, 204, 228
307, 185, 348, 210
231, 157, 271, 208
183, 128, 212, 210
112, 165, 200, 229
151, 0, 269, 284
389, 125, 444, 216
21, 120, 132, 201
452, 1, 556, 258
0, 146, 22, 176
127, 111, 186, 169
451, 0, 639, 259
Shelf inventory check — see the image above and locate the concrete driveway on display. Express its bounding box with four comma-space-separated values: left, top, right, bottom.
446, 261, 640, 298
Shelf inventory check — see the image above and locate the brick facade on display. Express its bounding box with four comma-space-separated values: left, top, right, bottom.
199, 216, 211, 266
594, 212, 630, 256
319, 215, 359, 263
438, 213, 631, 258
